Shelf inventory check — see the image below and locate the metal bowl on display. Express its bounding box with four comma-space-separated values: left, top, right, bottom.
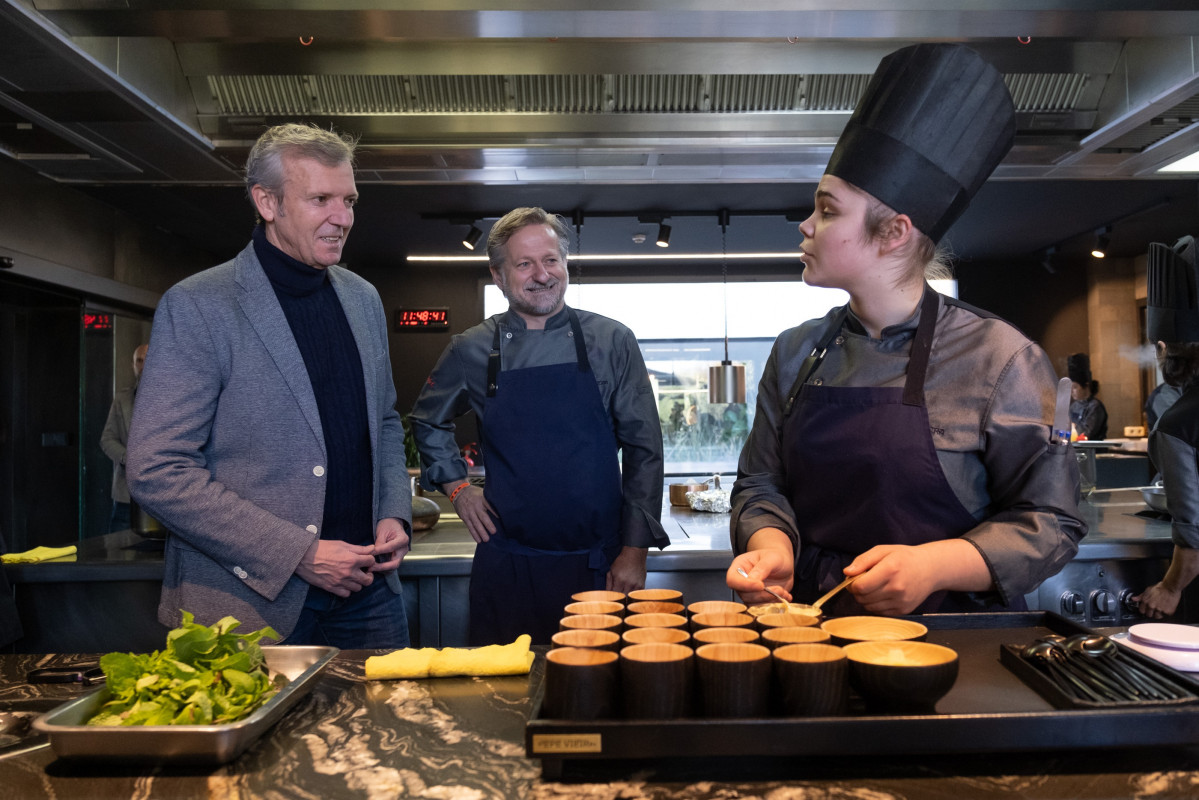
669, 483, 707, 506
1142, 486, 1169, 514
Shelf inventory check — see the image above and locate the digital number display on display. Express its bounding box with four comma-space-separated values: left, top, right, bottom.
395, 307, 450, 331
83, 312, 112, 332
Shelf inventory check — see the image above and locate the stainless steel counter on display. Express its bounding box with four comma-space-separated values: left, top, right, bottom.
4, 487, 1182, 652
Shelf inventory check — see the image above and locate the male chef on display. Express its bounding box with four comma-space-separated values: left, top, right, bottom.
127, 123, 411, 648
409, 206, 669, 645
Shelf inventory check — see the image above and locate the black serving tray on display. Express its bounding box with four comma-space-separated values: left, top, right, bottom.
525, 612, 1199, 777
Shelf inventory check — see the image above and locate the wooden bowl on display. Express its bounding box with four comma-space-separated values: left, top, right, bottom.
627, 589, 684, 603
820, 616, 927, 647
693, 626, 760, 645
843, 641, 958, 713
761, 626, 831, 650
626, 601, 685, 616
624, 612, 688, 630
551, 628, 621, 652
564, 601, 625, 617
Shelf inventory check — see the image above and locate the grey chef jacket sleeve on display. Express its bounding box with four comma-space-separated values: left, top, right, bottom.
409, 306, 669, 550
731, 295, 1086, 605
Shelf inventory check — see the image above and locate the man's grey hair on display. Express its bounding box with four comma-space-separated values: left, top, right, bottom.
245, 123, 358, 201
486, 207, 572, 270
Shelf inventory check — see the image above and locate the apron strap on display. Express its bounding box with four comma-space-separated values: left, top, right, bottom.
487, 322, 502, 398
566, 307, 592, 374
486, 308, 589, 398
903, 286, 940, 408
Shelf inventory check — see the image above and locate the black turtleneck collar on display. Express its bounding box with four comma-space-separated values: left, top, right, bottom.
252, 224, 328, 297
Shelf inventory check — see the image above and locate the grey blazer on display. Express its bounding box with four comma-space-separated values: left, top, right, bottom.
127, 243, 410, 637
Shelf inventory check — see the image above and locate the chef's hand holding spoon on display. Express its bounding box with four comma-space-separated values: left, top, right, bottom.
726, 528, 795, 605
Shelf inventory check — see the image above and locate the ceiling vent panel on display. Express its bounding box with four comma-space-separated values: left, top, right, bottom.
510, 75, 607, 113
710, 74, 805, 113
612, 75, 705, 114
1005, 73, 1090, 112
801, 74, 871, 112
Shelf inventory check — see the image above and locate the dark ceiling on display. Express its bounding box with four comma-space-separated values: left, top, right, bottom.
6, 2, 1199, 274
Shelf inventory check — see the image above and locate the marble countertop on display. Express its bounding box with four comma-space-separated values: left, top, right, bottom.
6, 647, 1199, 799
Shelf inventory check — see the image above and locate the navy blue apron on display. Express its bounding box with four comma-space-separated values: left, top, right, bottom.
468, 308, 624, 645
781, 287, 1023, 615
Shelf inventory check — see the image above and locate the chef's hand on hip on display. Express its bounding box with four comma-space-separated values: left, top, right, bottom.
295, 538, 377, 597
727, 528, 795, 605
450, 484, 497, 543
371, 517, 410, 572
607, 546, 647, 593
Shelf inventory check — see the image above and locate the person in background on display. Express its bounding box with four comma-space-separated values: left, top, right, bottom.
1134, 238, 1199, 618
409, 206, 669, 646
127, 123, 411, 648
99, 344, 148, 532
1068, 352, 1108, 440
727, 43, 1085, 616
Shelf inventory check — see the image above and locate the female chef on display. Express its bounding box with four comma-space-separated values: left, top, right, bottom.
727, 43, 1086, 616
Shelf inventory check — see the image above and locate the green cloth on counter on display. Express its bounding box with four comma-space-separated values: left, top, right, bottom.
1, 545, 77, 564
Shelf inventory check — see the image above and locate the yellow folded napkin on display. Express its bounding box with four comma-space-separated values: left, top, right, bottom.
365, 634, 534, 679
1, 545, 78, 564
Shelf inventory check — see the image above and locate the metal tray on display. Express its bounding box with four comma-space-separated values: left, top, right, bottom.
526, 612, 1199, 777
33, 645, 337, 765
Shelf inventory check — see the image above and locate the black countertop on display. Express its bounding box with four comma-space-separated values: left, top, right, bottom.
7, 641, 1199, 799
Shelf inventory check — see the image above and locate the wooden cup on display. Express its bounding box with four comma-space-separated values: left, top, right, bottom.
622, 626, 691, 647
693, 626, 760, 645
761, 625, 831, 650
620, 643, 695, 719
694, 642, 772, 718
542, 647, 619, 720
626, 601, 686, 616
559, 613, 622, 634
571, 590, 626, 605
687, 600, 748, 617
624, 613, 688, 631
551, 628, 622, 652
564, 601, 625, 618
627, 588, 684, 604
772, 643, 849, 716
691, 612, 755, 633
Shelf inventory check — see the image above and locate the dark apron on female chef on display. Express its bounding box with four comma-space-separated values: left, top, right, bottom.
782, 287, 1024, 616
468, 308, 624, 646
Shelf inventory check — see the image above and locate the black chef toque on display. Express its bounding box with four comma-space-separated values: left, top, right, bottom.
825, 43, 1016, 244
1066, 353, 1092, 386
1147, 235, 1199, 343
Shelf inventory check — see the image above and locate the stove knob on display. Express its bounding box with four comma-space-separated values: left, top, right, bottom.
1092, 590, 1116, 617
1060, 591, 1085, 616
1119, 590, 1140, 614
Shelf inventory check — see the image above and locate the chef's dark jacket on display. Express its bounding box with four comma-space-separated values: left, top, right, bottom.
1149, 384, 1199, 549
410, 306, 669, 552
732, 292, 1086, 607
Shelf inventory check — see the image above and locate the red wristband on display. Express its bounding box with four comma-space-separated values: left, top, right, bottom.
449, 483, 469, 502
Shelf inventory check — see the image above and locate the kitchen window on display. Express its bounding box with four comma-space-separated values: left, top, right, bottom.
485, 280, 956, 476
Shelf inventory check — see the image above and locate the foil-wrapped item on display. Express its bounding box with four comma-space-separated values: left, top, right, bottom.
687, 488, 731, 513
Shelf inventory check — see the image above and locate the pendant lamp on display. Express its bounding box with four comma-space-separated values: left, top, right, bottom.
709, 210, 746, 404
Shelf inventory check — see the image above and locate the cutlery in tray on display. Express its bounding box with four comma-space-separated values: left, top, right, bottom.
1001, 630, 1199, 710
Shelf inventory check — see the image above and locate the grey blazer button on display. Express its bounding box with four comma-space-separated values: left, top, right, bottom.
306, 525, 318, 534
313, 465, 325, 477
233, 566, 248, 579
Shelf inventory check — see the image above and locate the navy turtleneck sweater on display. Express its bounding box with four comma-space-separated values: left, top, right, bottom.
253, 225, 373, 546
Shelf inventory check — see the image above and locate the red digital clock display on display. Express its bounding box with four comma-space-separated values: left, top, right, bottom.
395, 307, 450, 331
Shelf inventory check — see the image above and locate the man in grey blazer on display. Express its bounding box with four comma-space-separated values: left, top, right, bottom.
127, 123, 411, 648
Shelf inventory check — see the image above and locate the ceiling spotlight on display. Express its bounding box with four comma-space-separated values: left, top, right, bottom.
631, 232, 647, 244
1091, 227, 1111, 259
462, 225, 483, 251
656, 222, 671, 248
